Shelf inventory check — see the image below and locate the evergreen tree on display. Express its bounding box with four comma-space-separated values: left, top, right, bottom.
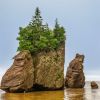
17, 8, 65, 54
53, 18, 65, 43
54, 18, 60, 37
17, 7, 44, 54
30, 7, 43, 27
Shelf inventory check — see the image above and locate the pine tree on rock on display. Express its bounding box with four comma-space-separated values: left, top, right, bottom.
17, 7, 66, 54
53, 18, 65, 44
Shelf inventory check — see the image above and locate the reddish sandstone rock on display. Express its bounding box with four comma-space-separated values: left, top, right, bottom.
0, 44, 65, 92
65, 54, 85, 88
91, 81, 98, 89
0, 51, 34, 92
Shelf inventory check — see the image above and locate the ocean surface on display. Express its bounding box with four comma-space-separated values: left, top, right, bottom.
0, 82, 100, 100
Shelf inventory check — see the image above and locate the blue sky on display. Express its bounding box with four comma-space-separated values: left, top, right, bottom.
0, 0, 100, 80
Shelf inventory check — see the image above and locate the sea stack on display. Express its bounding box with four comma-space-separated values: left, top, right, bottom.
0, 44, 65, 92
91, 81, 98, 89
65, 53, 85, 88
0, 7, 66, 93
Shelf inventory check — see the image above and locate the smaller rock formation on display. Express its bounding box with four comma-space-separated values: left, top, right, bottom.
0, 50, 34, 92
91, 81, 98, 89
65, 53, 85, 88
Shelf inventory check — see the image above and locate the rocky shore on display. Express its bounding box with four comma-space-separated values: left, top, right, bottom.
1, 49, 99, 93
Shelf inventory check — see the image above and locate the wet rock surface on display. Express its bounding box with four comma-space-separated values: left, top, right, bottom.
91, 81, 98, 89
0, 51, 34, 92
65, 53, 85, 88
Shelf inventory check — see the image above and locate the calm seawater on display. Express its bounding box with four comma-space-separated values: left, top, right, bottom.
0, 82, 100, 100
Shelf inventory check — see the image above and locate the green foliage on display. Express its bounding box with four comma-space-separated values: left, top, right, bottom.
17, 7, 66, 54
53, 18, 66, 43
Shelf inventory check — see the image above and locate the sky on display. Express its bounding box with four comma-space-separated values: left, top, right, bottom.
0, 0, 100, 81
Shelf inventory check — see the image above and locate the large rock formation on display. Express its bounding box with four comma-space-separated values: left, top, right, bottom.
33, 44, 65, 90
91, 81, 98, 89
65, 54, 85, 88
0, 51, 34, 92
0, 44, 65, 92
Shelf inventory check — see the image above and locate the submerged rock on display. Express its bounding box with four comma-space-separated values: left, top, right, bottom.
0, 51, 34, 92
33, 44, 65, 90
65, 53, 85, 88
91, 81, 98, 89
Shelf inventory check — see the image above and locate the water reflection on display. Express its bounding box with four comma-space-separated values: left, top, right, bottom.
0, 91, 64, 100
64, 88, 85, 100
90, 89, 100, 100
64, 88, 100, 100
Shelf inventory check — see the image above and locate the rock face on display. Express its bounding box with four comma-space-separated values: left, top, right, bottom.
0, 44, 65, 92
0, 51, 34, 92
33, 44, 65, 90
65, 54, 85, 88
91, 81, 98, 89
